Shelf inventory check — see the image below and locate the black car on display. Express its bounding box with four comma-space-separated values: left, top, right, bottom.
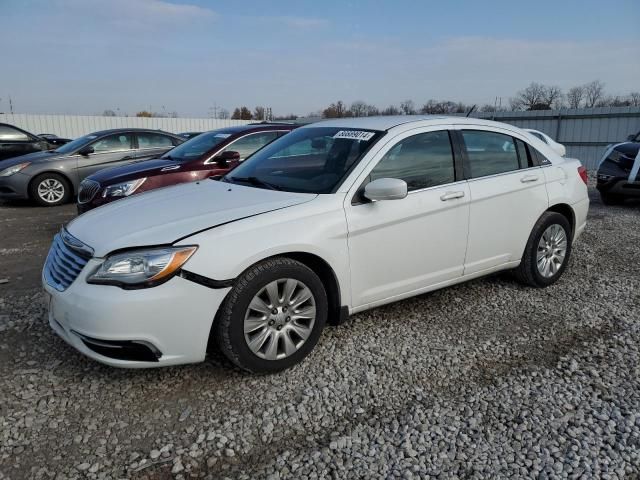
0, 123, 57, 162
596, 130, 640, 205
38, 134, 72, 146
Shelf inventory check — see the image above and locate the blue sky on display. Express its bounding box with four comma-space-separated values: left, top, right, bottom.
1, 0, 638, 117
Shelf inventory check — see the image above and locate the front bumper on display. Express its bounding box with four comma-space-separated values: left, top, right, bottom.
43, 259, 230, 368
0, 172, 30, 199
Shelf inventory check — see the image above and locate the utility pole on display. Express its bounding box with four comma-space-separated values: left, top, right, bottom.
9, 96, 13, 114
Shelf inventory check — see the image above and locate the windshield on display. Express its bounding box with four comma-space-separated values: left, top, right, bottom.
224, 127, 383, 193
162, 130, 232, 161
54, 134, 99, 154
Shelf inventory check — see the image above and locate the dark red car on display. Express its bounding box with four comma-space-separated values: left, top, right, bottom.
76, 123, 297, 213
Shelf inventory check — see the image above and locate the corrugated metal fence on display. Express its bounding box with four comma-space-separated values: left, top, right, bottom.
459, 107, 640, 169
0, 114, 251, 140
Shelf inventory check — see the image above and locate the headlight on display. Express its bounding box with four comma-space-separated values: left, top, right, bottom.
0, 162, 31, 177
102, 178, 146, 198
87, 245, 197, 288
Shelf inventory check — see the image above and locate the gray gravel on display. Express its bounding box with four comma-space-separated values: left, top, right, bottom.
1, 187, 640, 479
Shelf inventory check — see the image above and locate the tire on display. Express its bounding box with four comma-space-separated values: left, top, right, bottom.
600, 192, 625, 206
514, 212, 572, 288
29, 173, 72, 206
215, 257, 328, 373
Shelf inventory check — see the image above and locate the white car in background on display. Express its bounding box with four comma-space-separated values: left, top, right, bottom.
524, 128, 566, 157
43, 116, 589, 373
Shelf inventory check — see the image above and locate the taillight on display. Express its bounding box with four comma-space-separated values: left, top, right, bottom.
578, 166, 588, 185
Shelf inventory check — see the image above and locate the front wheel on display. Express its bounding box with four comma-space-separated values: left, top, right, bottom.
30, 173, 71, 206
214, 257, 328, 373
515, 212, 572, 288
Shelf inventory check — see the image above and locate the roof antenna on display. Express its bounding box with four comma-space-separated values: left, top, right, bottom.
465, 104, 477, 117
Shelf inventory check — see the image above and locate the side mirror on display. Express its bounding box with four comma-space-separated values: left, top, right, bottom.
627, 134, 636, 142
78, 146, 94, 156
213, 150, 240, 167
364, 178, 408, 202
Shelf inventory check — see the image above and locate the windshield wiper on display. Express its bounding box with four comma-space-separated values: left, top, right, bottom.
226, 176, 281, 190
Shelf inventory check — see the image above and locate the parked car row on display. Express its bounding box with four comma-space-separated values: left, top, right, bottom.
41, 116, 590, 373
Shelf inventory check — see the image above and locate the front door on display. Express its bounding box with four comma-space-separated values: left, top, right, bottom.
76, 133, 135, 180
345, 129, 470, 309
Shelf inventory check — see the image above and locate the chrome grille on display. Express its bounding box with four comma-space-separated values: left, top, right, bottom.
78, 179, 100, 204
44, 231, 92, 291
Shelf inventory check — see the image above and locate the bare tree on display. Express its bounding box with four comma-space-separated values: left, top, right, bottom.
584, 80, 605, 108
381, 105, 401, 116
322, 101, 349, 118
543, 86, 564, 109
254, 106, 266, 121
510, 82, 550, 110
400, 100, 416, 115
566, 86, 584, 109
103, 109, 117, 117
629, 92, 640, 107
480, 104, 497, 113
349, 101, 369, 117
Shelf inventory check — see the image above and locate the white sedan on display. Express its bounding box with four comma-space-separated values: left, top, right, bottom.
43, 116, 589, 372
524, 128, 567, 157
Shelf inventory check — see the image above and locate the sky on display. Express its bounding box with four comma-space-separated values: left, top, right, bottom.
1, 0, 638, 117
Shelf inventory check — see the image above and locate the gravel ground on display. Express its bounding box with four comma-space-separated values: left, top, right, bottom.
1, 187, 639, 479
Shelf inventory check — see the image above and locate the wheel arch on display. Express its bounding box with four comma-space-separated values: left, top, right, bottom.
546, 203, 576, 238
28, 170, 76, 199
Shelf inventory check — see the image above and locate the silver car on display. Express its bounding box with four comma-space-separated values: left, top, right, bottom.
0, 128, 183, 206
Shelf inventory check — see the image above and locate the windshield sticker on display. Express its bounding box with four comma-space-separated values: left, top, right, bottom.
333, 130, 375, 141
214, 134, 232, 139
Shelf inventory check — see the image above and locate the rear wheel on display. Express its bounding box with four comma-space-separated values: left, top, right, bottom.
515, 212, 572, 288
600, 192, 625, 206
215, 257, 327, 373
30, 173, 71, 206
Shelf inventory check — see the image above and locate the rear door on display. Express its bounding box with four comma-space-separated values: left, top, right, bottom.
135, 132, 180, 161
75, 133, 135, 180
0, 125, 44, 161
454, 127, 548, 275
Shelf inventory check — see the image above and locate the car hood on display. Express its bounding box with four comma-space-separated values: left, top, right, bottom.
88, 157, 176, 184
0, 150, 63, 167
67, 179, 316, 257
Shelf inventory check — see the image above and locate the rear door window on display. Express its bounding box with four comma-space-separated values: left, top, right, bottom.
90, 134, 133, 153
461, 130, 521, 178
137, 132, 175, 149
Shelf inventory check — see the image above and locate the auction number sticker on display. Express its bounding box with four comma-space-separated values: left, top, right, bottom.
333, 130, 375, 141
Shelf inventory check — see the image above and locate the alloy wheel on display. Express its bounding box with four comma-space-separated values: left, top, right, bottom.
536, 224, 568, 278
243, 278, 316, 360
37, 178, 65, 203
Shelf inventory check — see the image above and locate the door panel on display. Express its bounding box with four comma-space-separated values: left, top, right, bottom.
344, 128, 469, 308
457, 128, 549, 275
346, 182, 470, 307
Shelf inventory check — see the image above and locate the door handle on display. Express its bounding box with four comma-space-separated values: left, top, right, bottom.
520, 174, 539, 183
440, 191, 465, 201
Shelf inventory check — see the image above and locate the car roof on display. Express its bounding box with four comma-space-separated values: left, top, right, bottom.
88, 128, 181, 137
209, 124, 297, 134
302, 115, 524, 133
